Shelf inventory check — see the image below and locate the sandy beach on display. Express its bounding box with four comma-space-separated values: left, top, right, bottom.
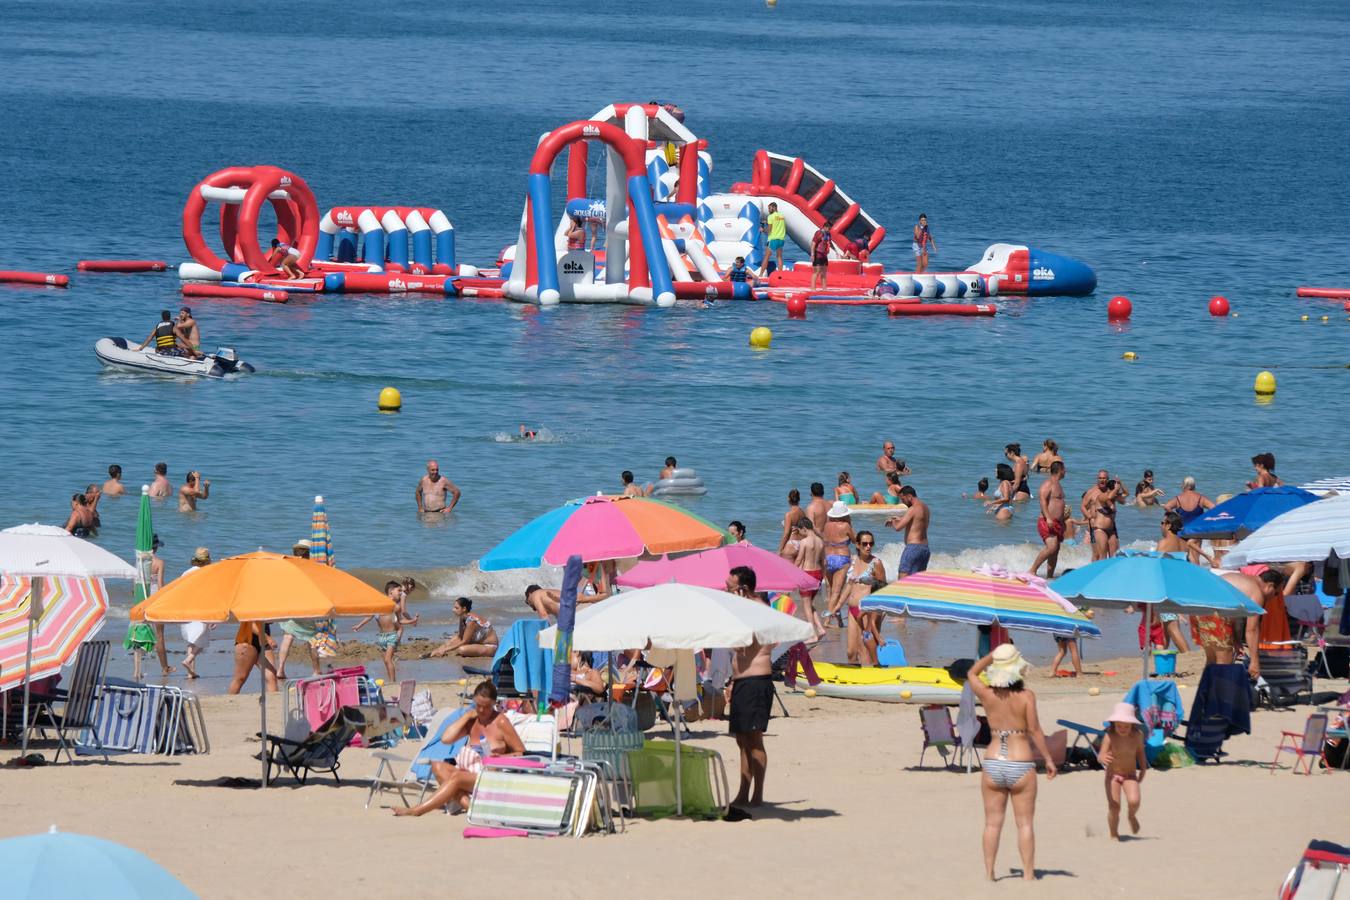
2, 650, 1344, 899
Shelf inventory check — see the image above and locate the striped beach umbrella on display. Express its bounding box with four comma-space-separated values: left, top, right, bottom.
0, 575, 108, 693
480, 494, 729, 571
861, 568, 1102, 639
308, 495, 338, 659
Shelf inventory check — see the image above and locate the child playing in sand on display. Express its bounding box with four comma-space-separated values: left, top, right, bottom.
352, 580, 419, 682
1100, 702, 1148, 840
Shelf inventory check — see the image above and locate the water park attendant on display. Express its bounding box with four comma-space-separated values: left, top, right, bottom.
761, 202, 786, 276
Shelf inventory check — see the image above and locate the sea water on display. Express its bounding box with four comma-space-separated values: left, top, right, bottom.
1, 0, 1347, 688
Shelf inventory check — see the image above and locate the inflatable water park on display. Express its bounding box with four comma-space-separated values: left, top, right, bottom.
6, 101, 1101, 321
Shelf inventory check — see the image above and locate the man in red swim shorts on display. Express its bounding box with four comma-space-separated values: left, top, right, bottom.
1032, 461, 1067, 577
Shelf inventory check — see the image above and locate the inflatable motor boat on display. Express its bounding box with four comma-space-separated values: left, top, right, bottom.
94, 337, 254, 378
651, 467, 707, 497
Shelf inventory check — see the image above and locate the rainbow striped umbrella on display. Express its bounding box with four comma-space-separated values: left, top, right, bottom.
861, 568, 1101, 639
480, 494, 729, 571
308, 495, 337, 659
0, 575, 108, 692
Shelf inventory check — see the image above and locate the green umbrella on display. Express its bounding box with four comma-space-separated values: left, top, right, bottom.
123, 486, 157, 673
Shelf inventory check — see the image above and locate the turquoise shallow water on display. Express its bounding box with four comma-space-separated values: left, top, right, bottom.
1, 0, 1348, 686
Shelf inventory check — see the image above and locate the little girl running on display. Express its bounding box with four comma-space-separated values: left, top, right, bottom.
1100, 702, 1148, 840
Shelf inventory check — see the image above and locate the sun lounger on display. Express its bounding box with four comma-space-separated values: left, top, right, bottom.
1279, 839, 1350, 899
466, 757, 590, 837
260, 706, 362, 786
365, 707, 467, 810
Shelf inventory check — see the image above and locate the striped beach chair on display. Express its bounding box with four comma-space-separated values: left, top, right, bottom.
467, 758, 586, 837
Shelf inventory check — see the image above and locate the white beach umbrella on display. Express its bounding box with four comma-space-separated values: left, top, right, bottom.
1299, 476, 1350, 497
0, 524, 137, 755
1223, 494, 1350, 567
539, 583, 812, 815
538, 582, 814, 651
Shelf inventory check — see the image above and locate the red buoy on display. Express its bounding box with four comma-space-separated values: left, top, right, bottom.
1107, 295, 1132, 320
0, 270, 69, 287
1208, 295, 1230, 317
77, 260, 168, 273
786, 296, 807, 319
181, 283, 288, 303
1296, 287, 1350, 300
888, 303, 996, 317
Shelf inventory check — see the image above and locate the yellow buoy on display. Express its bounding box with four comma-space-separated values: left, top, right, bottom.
1302, 315, 1310, 321
803, 688, 816, 698
1322, 315, 1331, 323
749, 326, 772, 349
1254, 370, 1276, 395
378, 386, 402, 411
900, 689, 913, 700
1088, 687, 1101, 696
1122, 351, 1137, 361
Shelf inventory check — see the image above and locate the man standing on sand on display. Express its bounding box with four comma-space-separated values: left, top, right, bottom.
148, 462, 172, 499
725, 565, 773, 810
178, 470, 210, 513
416, 460, 461, 514
102, 464, 126, 497
885, 486, 931, 575
1032, 461, 1067, 577
805, 482, 830, 533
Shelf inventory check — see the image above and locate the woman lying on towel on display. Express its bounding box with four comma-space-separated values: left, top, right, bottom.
393, 680, 524, 816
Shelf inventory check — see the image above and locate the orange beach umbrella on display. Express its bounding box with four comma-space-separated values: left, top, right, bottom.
138, 551, 392, 624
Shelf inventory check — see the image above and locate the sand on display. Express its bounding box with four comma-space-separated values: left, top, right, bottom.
2, 650, 1346, 899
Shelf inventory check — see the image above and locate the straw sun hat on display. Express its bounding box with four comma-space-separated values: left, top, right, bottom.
987, 643, 1030, 687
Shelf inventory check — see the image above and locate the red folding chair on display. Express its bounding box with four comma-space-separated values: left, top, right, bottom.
1271, 713, 1329, 775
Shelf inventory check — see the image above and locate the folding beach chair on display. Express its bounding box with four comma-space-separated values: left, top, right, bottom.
516, 713, 559, 761
365, 706, 467, 809
918, 704, 978, 771
467, 757, 589, 837
78, 678, 158, 755
1279, 840, 1350, 899
260, 706, 361, 786
1057, 719, 1106, 769
1271, 713, 1330, 775
1258, 642, 1314, 709
28, 639, 110, 763
627, 740, 729, 820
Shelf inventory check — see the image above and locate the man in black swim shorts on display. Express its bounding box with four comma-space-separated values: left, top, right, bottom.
725, 565, 774, 808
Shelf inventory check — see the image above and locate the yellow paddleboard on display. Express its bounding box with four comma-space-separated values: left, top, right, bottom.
810, 662, 963, 704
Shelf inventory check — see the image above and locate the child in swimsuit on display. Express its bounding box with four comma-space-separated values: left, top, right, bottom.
1100, 703, 1147, 840
353, 580, 420, 683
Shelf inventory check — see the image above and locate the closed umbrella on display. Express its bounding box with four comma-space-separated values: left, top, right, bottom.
1051, 551, 1264, 676
0, 524, 135, 756
0, 826, 195, 899
616, 542, 820, 593
859, 568, 1101, 639
123, 487, 157, 679
1180, 486, 1319, 541
1223, 494, 1350, 567
547, 556, 582, 708
538, 582, 813, 815
480, 494, 728, 571
140, 551, 394, 786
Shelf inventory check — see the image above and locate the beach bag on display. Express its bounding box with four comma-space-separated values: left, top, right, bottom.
1152, 741, 1195, 770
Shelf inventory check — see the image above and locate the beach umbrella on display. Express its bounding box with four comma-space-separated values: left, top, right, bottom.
479, 494, 728, 571
548, 555, 582, 708
1299, 476, 1350, 497
1051, 551, 1264, 676
616, 542, 820, 593
538, 583, 812, 814
0, 826, 195, 899
0, 524, 135, 756
139, 551, 394, 786
0, 577, 108, 693
308, 495, 338, 659
1179, 486, 1319, 541
1222, 493, 1350, 567
859, 568, 1101, 639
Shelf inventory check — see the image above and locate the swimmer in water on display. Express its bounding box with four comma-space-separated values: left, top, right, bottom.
416, 460, 461, 514
963, 478, 990, 500
985, 464, 1016, 521
620, 470, 651, 498
518, 425, 537, 441
834, 471, 858, 505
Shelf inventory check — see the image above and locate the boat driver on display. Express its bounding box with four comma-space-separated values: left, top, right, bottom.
138, 310, 180, 356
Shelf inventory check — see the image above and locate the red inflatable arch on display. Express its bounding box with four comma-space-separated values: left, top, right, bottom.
183, 166, 319, 274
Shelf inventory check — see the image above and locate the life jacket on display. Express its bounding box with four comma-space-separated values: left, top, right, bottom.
153, 321, 176, 350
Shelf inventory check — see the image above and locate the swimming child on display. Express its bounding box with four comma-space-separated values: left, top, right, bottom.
352, 580, 419, 682
1100, 702, 1147, 840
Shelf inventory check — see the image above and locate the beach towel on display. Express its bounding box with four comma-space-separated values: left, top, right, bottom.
491, 619, 554, 696
957, 680, 979, 756
1124, 678, 1184, 761
410, 707, 470, 782
1186, 663, 1252, 738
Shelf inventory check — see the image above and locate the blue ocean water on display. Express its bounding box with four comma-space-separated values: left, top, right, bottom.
2, 0, 1348, 623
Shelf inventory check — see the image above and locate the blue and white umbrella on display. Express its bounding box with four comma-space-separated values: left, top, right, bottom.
1179, 486, 1319, 541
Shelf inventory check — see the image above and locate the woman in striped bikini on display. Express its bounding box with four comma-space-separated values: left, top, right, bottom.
968, 645, 1057, 882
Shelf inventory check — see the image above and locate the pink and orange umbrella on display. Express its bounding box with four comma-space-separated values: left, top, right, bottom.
0, 575, 108, 693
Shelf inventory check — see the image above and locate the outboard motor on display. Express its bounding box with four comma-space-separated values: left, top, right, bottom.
211, 347, 254, 374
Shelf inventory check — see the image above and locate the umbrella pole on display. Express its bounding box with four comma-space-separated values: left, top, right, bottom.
1142, 605, 1152, 680
257, 624, 268, 789
674, 678, 683, 817
20, 578, 42, 758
